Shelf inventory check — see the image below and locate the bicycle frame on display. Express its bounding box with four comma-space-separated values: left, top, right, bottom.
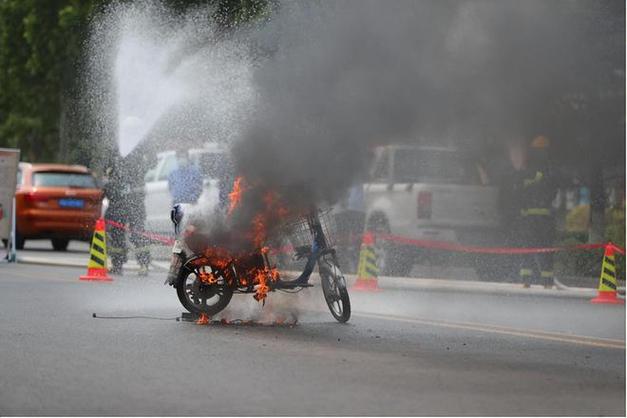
286, 211, 336, 286
169, 208, 336, 289
170, 206, 351, 322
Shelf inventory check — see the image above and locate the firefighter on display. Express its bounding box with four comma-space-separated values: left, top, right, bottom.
511, 135, 557, 288
103, 155, 151, 276
127, 157, 151, 276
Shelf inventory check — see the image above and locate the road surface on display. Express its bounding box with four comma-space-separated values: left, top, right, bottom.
0, 259, 624, 415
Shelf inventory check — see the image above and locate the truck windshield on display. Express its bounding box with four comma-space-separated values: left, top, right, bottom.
33, 172, 97, 188
394, 150, 469, 184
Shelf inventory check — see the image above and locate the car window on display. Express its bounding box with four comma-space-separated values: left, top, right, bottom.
393, 150, 470, 184
144, 168, 157, 183
370, 150, 389, 182
16, 169, 22, 187
32, 172, 97, 188
157, 154, 177, 181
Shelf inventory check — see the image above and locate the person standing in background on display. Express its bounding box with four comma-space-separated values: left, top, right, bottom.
103, 154, 152, 276
506, 136, 557, 288
103, 156, 129, 275
168, 150, 203, 206
126, 155, 151, 276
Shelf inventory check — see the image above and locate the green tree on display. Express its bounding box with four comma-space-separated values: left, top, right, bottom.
0, 0, 269, 163
0, 0, 98, 162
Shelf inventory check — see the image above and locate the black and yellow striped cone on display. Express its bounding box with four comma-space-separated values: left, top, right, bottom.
591, 244, 623, 304
80, 217, 113, 282
352, 231, 380, 291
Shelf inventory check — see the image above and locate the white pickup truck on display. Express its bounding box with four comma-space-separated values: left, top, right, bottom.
364, 145, 501, 277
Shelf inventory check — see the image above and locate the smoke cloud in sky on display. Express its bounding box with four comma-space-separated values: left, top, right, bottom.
85, 0, 623, 252
232, 0, 622, 213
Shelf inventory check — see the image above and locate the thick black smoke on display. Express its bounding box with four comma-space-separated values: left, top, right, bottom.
196, 0, 623, 253
233, 1, 456, 210
231, 0, 621, 217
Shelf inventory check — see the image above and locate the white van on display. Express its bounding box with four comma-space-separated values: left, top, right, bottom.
143, 144, 228, 234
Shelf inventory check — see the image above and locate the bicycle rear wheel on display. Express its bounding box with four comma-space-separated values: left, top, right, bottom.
318, 255, 351, 323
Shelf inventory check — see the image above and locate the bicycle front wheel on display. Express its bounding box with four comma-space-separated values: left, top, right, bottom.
318, 255, 351, 323
176, 266, 233, 316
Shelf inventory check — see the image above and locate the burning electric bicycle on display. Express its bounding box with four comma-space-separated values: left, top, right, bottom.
166, 207, 351, 323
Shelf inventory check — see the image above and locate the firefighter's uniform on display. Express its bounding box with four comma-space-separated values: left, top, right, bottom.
104, 158, 151, 275
513, 136, 556, 288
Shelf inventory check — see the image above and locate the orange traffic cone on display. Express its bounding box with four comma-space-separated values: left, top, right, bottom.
591, 244, 623, 305
80, 217, 113, 282
352, 231, 381, 291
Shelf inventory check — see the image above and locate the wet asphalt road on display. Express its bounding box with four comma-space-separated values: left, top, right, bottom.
0, 262, 624, 416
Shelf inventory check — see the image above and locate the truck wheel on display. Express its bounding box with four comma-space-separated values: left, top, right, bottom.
367, 215, 413, 277
15, 233, 24, 250
51, 239, 69, 251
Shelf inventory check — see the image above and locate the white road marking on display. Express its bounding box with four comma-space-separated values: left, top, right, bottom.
354, 311, 625, 350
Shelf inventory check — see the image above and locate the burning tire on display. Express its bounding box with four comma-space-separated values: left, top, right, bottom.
319, 256, 351, 323
176, 266, 234, 316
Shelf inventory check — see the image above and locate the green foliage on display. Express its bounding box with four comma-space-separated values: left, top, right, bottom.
565, 205, 589, 232
0, 0, 270, 163
0, 0, 96, 161
554, 234, 603, 278
605, 206, 626, 250
212, 0, 274, 29
556, 203, 625, 280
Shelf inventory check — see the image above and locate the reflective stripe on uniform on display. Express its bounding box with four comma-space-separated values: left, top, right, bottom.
540, 271, 553, 278
520, 268, 533, 276
521, 208, 551, 216
523, 171, 544, 187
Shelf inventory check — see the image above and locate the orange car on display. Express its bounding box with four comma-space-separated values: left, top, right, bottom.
15, 163, 103, 251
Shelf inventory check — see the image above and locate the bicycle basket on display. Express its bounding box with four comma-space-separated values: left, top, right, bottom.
317, 208, 337, 248
281, 208, 337, 250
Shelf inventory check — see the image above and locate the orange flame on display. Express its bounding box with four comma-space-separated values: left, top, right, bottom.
252, 266, 280, 302
195, 177, 291, 306
228, 176, 245, 216
198, 267, 218, 285
196, 313, 210, 325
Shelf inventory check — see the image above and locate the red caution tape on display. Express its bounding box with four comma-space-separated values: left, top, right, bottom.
609, 243, 626, 256
377, 232, 623, 255
103, 217, 626, 257
104, 219, 175, 246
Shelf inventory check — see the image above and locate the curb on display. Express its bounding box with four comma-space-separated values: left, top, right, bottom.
297, 270, 602, 299
367, 275, 599, 299
17, 256, 86, 269
16, 256, 170, 272
13, 256, 618, 300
